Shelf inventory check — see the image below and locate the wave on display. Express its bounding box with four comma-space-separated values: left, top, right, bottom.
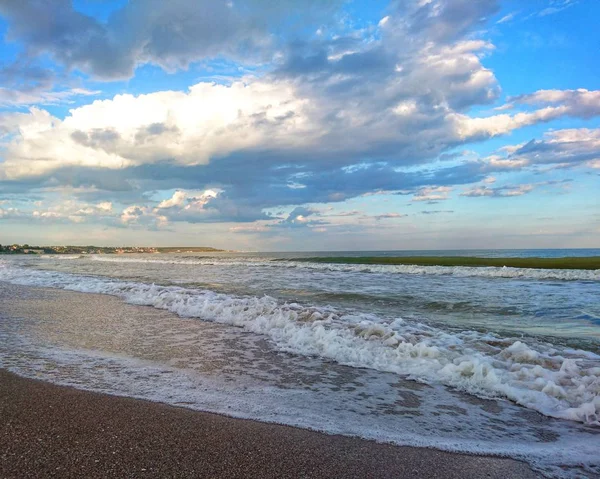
86, 255, 249, 266
1, 260, 599, 426
69, 255, 600, 281
286, 262, 600, 281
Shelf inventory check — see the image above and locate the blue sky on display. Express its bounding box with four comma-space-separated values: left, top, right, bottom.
0, 0, 598, 250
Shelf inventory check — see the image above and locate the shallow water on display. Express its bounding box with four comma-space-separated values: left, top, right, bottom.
1, 251, 599, 477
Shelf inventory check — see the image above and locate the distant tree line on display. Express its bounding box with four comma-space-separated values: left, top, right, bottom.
0, 244, 156, 254
0, 244, 223, 254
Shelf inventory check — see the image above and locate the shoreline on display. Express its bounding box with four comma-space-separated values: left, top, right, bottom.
0, 369, 540, 478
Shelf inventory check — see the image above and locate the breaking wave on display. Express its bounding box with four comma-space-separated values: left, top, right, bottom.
76, 255, 600, 281
286, 262, 600, 282
1, 260, 599, 426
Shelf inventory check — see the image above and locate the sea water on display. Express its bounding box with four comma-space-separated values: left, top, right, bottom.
0, 250, 599, 477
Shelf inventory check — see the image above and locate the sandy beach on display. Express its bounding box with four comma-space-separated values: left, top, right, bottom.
0, 369, 539, 478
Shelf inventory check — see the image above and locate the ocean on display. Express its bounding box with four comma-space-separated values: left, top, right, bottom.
1, 249, 599, 477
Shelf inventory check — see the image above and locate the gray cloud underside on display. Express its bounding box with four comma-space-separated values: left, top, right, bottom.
0, 0, 342, 80
489, 128, 600, 171
0, 155, 494, 222
3, 121, 594, 224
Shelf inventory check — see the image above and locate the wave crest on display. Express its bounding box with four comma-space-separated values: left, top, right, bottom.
1, 261, 599, 426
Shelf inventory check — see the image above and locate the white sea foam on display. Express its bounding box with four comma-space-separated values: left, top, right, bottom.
1, 260, 599, 427
86, 255, 257, 266
86, 255, 217, 265
76, 255, 600, 281
40, 254, 84, 260
287, 261, 600, 282
3, 334, 599, 479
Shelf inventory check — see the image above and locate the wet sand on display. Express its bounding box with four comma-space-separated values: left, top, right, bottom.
0, 369, 539, 478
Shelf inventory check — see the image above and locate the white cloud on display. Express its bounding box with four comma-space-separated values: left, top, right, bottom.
538, 0, 578, 17
461, 184, 535, 197
482, 128, 600, 171
452, 106, 569, 139
496, 12, 516, 24
457, 89, 600, 139
0, 200, 117, 224
96, 202, 113, 212
373, 213, 406, 220
486, 156, 530, 169
121, 205, 152, 225
0, 80, 315, 180
587, 160, 600, 169
229, 224, 271, 233
155, 189, 219, 214
0, 207, 19, 218
393, 100, 418, 116
412, 186, 452, 202
461, 179, 573, 199
510, 89, 600, 118
157, 191, 188, 209
31, 201, 116, 223
0, 87, 100, 107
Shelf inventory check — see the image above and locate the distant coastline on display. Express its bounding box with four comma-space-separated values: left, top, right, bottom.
0, 244, 224, 255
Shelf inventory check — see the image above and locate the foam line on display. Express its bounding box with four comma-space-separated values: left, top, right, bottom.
1, 260, 599, 426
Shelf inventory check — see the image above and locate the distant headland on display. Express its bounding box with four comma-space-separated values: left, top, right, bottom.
0, 244, 225, 255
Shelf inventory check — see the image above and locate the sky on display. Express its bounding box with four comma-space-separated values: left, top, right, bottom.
0, 0, 598, 251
